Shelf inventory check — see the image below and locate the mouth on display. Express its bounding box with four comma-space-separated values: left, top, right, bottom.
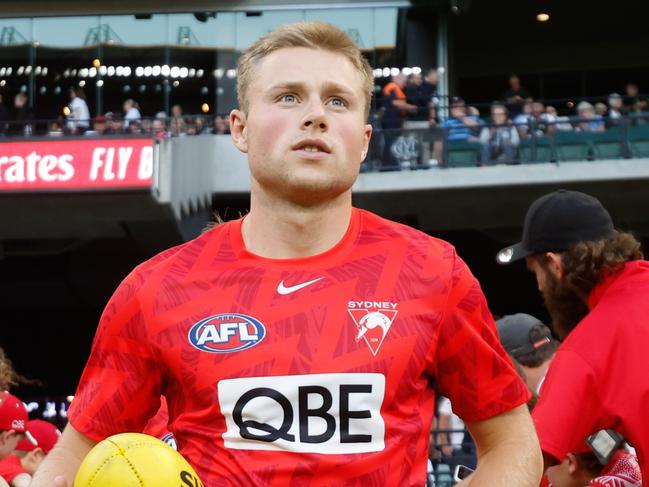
292, 138, 331, 155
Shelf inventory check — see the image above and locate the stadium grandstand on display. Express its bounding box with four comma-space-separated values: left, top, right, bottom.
2, 0, 649, 485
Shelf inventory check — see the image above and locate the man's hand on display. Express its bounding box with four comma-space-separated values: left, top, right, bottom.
463, 404, 543, 487
29, 424, 96, 487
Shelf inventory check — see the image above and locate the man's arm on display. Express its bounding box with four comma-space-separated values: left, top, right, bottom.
459, 404, 543, 487
29, 423, 96, 487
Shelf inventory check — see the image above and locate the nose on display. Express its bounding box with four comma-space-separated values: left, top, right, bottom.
301, 96, 327, 131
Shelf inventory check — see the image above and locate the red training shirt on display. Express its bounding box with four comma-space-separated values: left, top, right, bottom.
68, 208, 529, 486
0, 455, 27, 483
533, 260, 649, 487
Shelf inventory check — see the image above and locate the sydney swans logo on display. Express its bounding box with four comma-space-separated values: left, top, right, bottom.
347, 301, 398, 356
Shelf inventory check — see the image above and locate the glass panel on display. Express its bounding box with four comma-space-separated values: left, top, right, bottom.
33, 16, 99, 48
234, 11, 304, 50
98, 15, 167, 46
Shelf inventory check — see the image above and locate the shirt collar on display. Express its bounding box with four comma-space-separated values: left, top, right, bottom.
588, 260, 645, 310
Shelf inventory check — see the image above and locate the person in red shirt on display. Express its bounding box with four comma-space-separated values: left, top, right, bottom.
497, 189, 649, 486
0, 420, 61, 487
32, 22, 542, 487
0, 392, 30, 461
546, 448, 641, 487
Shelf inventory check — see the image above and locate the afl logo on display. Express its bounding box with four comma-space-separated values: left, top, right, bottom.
188, 313, 266, 353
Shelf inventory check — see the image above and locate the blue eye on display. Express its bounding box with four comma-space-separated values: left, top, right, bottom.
330, 97, 346, 107
280, 94, 296, 103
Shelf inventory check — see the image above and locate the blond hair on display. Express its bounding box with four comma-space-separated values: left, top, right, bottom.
237, 21, 374, 118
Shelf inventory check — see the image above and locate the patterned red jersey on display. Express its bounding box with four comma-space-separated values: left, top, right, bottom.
68, 208, 528, 486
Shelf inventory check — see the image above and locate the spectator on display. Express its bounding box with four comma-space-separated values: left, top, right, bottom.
594, 102, 608, 118
623, 82, 648, 114
0, 420, 61, 487
381, 73, 417, 129
516, 101, 555, 138
140, 118, 152, 135
103, 112, 121, 135
46, 120, 64, 137
545, 106, 573, 132
513, 100, 534, 137
404, 72, 431, 126
151, 118, 169, 140
546, 448, 641, 487
422, 68, 440, 107
503, 74, 532, 116
194, 116, 211, 135
606, 93, 623, 127
575, 101, 604, 132
496, 189, 649, 482
86, 115, 107, 136
212, 115, 230, 134
10, 94, 33, 137
169, 116, 186, 137
152, 113, 169, 139
436, 396, 476, 476
0, 392, 29, 460
171, 104, 183, 119
479, 102, 519, 164
67, 87, 90, 135
496, 313, 558, 393
440, 96, 481, 141
122, 98, 141, 129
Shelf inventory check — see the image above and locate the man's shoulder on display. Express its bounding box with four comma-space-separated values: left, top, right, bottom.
357, 208, 456, 258
132, 220, 235, 278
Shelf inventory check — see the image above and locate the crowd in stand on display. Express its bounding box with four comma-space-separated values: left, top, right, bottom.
1, 73, 648, 169
0, 87, 232, 139
377, 73, 649, 166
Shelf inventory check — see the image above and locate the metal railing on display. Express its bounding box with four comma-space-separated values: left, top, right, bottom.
0, 114, 230, 139
365, 113, 649, 171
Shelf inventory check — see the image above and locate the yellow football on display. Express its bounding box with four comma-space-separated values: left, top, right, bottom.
73, 432, 203, 487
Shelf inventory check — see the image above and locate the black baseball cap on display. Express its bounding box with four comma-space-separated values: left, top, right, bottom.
496, 314, 552, 358
496, 190, 614, 265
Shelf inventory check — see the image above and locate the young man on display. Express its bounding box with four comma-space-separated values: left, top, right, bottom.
495, 313, 558, 393
0, 420, 61, 487
32, 22, 541, 486
497, 189, 649, 485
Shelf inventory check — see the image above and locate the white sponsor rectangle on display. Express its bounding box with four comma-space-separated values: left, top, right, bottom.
218, 373, 385, 454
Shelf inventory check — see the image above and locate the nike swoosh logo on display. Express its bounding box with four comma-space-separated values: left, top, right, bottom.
277, 277, 324, 295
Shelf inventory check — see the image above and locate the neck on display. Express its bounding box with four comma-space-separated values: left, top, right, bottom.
242, 187, 353, 259
521, 361, 551, 393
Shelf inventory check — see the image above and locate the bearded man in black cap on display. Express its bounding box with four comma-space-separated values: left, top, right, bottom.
497, 189, 649, 485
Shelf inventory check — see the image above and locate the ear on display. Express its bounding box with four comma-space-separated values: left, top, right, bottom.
229, 109, 249, 153
545, 252, 565, 279
566, 453, 579, 475
360, 123, 373, 163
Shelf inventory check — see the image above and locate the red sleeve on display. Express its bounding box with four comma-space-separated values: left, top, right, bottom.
431, 251, 530, 422
142, 396, 170, 440
0, 455, 28, 483
533, 349, 606, 461
67, 269, 162, 442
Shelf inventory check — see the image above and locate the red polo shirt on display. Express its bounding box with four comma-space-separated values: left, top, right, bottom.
533, 260, 649, 486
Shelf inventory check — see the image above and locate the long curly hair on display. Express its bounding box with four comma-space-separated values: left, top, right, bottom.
561, 231, 644, 296
0, 347, 40, 391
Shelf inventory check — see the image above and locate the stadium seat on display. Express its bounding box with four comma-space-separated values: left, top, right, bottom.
591, 127, 625, 160
629, 125, 649, 158
519, 137, 553, 163
554, 131, 593, 162
446, 140, 480, 167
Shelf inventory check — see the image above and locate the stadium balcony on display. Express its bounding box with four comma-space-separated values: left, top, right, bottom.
2, 113, 649, 249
